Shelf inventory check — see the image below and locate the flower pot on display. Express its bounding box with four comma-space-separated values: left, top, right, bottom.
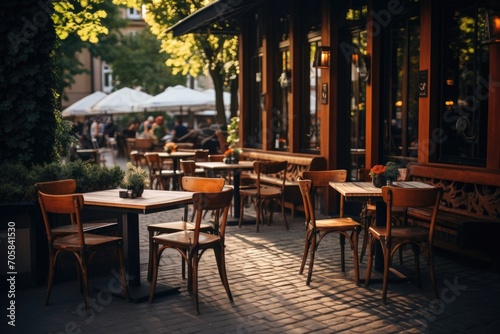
372, 175, 386, 188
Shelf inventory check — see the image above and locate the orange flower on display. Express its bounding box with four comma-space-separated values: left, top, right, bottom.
370, 165, 386, 175
224, 149, 233, 155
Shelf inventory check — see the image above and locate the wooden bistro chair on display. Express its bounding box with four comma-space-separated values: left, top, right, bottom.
147, 176, 225, 281
37, 191, 129, 310
35, 179, 117, 236
149, 188, 234, 314
298, 171, 361, 286
144, 152, 183, 190
239, 161, 289, 232
358, 167, 407, 264
365, 186, 442, 303
180, 160, 205, 178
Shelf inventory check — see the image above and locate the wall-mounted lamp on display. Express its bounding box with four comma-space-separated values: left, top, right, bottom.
484, 9, 500, 44
278, 70, 291, 89
352, 52, 370, 82
313, 46, 331, 68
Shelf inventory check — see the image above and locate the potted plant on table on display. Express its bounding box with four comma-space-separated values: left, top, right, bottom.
121, 162, 150, 197
369, 161, 400, 188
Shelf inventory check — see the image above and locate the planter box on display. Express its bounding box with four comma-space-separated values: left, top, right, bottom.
1, 202, 120, 289
1, 201, 46, 289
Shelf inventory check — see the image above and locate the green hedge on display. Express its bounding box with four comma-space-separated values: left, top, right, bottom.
0, 160, 124, 203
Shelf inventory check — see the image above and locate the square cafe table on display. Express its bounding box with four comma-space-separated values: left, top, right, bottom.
83, 188, 193, 301
329, 181, 434, 272
158, 151, 195, 189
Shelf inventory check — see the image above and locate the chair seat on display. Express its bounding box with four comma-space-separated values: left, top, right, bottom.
52, 220, 117, 236
148, 221, 213, 233
153, 230, 219, 248
368, 226, 429, 242
240, 186, 281, 197
53, 233, 122, 250
314, 217, 361, 231
366, 203, 405, 212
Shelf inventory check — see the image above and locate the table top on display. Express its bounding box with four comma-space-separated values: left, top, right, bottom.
158, 152, 195, 159
83, 188, 193, 214
196, 161, 255, 170
329, 181, 434, 198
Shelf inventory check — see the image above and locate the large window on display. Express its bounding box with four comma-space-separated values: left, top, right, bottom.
437, 2, 489, 166
300, 39, 321, 152
246, 14, 263, 149
383, 15, 420, 161
299, 0, 321, 153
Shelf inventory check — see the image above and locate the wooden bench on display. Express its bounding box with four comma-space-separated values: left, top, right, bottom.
405, 163, 500, 265
240, 151, 327, 217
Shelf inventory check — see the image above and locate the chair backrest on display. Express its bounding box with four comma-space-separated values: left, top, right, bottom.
192, 188, 233, 243
302, 170, 347, 186
357, 168, 371, 182
180, 160, 197, 177
130, 150, 143, 167
134, 138, 153, 152
208, 154, 225, 162
382, 186, 442, 242
181, 176, 225, 192
297, 179, 316, 228
35, 179, 77, 195
38, 192, 85, 244
194, 150, 209, 162
254, 161, 288, 189
144, 152, 162, 172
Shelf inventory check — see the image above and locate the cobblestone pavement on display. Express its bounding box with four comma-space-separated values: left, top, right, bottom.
8, 157, 500, 333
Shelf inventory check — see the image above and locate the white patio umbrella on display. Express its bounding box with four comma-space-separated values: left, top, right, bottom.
90, 87, 153, 115
201, 88, 231, 108
134, 85, 215, 113
61, 91, 107, 117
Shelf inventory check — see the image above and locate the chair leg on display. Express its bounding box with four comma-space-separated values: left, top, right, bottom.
214, 246, 233, 302
306, 233, 318, 285
116, 246, 129, 301
192, 251, 200, 314
351, 229, 360, 286
428, 246, 439, 300
360, 215, 373, 263
340, 234, 346, 272
299, 229, 312, 274
413, 244, 422, 289
45, 251, 57, 306
365, 235, 375, 287
281, 199, 289, 230
238, 195, 246, 228
256, 198, 262, 232
382, 244, 391, 304
148, 243, 162, 303
77, 256, 89, 310
147, 230, 155, 282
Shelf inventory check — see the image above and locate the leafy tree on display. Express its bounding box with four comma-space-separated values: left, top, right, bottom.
53, 1, 127, 104
106, 29, 185, 95
117, 0, 240, 124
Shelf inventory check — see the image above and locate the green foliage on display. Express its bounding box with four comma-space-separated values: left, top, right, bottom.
0, 160, 124, 203
54, 1, 126, 103
0, 1, 59, 165
227, 116, 239, 148
121, 162, 149, 190
107, 30, 185, 95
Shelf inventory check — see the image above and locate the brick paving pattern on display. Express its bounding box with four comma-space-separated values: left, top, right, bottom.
9, 157, 500, 333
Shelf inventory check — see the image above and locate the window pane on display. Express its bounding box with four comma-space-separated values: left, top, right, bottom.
300, 41, 320, 152
437, 4, 489, 166
384, 16, 420, 159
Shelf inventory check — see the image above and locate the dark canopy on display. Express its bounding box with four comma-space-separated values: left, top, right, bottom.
168, 0, 267, 36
